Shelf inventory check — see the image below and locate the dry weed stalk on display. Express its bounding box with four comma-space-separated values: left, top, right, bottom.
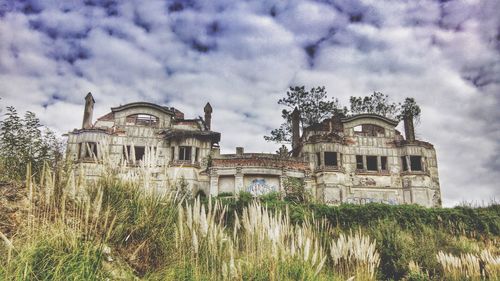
436, 250, 500, 280
239, 201, 327, 277
480, 249, 500, 279
176, 197, 235, 278
329, 231, 380, 280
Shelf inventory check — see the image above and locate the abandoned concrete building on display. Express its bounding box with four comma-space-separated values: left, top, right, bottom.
66, 93, 441, 207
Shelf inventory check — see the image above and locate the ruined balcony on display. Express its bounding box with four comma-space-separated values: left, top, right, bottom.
315, 165, 345, 173
169, 160, 201, 168
355, 169, 390, 176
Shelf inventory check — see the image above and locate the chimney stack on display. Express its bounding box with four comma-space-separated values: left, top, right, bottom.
82, 92, 95, 129
236, 147, 244, 156
403, 115, 415, 142
204, 102, 212, 130
291, 107, 300, 156
331, 111, 344, 132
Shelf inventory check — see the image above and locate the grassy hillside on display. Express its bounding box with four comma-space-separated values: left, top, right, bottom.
0, 164, 499, 280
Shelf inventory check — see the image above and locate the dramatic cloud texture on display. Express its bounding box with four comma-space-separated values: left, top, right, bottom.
0, 0, 498, 206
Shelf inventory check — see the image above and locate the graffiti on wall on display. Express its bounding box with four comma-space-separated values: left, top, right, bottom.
345, 197, 399, 205
247, 178, 276, 196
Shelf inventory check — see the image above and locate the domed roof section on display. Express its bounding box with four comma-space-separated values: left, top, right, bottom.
111, 102, 176, 116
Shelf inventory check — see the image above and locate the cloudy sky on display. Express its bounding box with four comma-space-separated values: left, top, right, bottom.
0, 0, 498, 206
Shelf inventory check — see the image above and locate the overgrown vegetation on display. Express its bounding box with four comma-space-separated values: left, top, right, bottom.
1, 160, 498, 280
0, 107, 499, 280
0, 106, 63, 181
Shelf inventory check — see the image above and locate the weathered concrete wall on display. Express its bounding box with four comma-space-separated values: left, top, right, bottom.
302, 115, 440, 207
67, 102, 440, 208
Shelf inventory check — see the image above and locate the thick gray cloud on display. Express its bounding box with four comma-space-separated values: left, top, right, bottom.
0, 0, 498, 206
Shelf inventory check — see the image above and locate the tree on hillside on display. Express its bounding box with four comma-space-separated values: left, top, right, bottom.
0, 106, 64, 181
264, 86, 347, 143
349, 91, 399, 118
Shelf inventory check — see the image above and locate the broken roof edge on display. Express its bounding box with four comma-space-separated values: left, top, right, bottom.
70, 128, 113, 135
111, 102, 176, 115
162, 129, 221, 143
341, 113, 399, 127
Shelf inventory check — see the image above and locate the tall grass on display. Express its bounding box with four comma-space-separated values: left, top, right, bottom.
329, 231, 380, 280
0, 162, 115, 280
0, 155, 499, 280
437, 249, 500, 280
236, 201, 329, 280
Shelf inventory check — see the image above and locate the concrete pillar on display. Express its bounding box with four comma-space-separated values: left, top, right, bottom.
209, 168, 219, 196
279, 173, 287, 193
235, 168, 244, 193
191, 147, 196, 164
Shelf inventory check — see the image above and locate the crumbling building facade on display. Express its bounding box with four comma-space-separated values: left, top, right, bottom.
66, 93, 441, 207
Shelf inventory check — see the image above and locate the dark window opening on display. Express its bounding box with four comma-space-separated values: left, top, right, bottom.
179, 146, 192, 161
401, 156, 408, 171
195, 147, 200, 162
123, 145, 146, 161
324, 152, 337, 166
366, 156, 378, 171
126, 114, 159, 126
81, 142, 98, 159
410, 156, 422, 171
135, 146, 145, 161
353, 124, 385, 136
316, 152, 321, 166
171, 147, 175, 160
356, 155, 364, 170
381, 156, 387, 171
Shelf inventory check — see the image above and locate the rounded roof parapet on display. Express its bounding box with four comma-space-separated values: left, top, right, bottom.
111, 102, 175, 115
341, 113, 399, 127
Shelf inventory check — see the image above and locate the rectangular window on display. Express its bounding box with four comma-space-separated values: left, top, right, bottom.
171, 147, 175, 160
179, 146, 192, 161
316, 152, 321, 166
381, 156, 388, 171
401, 156, 408, 171
366, 156, 378, 171
123, 145, 146, 161
195, 147, 200, 162
324, 152, 337, 166
410, 156, 422, 171
135, 146, 145, 161
81, 142, 98, 159
356, 155, 364, 170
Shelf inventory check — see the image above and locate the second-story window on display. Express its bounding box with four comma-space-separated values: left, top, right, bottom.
401, 156, 423, 172
179, 146, 192, 161
356, 155, 389, 172
356, 155, 364, 170
410, 156, 422, 171
324, 152, 338, 166
80, 142, 98, 160
401, 156, 408, 171
366, 156, 378, 171
381, 156, 388, 171
123, 145, 147, 162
